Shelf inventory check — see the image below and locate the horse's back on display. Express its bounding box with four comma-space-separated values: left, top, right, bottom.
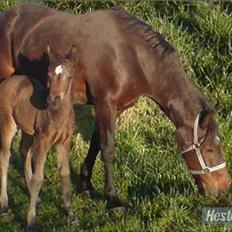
0, 4, 150, 106
12, 4, 58, 55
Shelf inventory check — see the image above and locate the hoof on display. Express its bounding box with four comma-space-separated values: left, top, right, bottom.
79, 178, 96, 198
106, 198, 127, 213
69, 214, 79, 226
109, 206, 127, 213
79, 186, 96, 198
26, 224, 35, 232
0, 206, 10, 215
79, 190, 92, 197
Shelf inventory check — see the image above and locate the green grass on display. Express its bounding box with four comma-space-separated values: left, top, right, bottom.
0, 0, 232, 231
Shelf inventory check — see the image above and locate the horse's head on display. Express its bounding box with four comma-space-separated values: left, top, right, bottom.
177, 111, 231, 202
46, 45, 77, 109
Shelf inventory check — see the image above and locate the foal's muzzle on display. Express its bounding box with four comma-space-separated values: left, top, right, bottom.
47, 95, 61, 109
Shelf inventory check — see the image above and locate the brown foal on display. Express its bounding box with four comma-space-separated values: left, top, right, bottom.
0, 46, 78, 230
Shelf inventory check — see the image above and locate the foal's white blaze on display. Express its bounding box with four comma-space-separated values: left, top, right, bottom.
55, 65, 63, 75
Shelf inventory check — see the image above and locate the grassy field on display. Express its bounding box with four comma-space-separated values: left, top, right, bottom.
0, 0, 232, 231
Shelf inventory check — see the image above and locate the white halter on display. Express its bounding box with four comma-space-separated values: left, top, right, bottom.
181, 113, 226, 175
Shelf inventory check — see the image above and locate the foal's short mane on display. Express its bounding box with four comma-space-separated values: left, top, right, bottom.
111, 6, 175, 57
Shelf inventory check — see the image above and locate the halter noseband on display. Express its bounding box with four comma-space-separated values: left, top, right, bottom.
181, 113, 226, 175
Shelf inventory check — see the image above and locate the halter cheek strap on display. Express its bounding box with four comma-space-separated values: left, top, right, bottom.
181, 113, 226, 175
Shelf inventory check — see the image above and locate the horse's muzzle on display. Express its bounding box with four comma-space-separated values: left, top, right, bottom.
201, 178, 231, 204
47, 95, 61, 109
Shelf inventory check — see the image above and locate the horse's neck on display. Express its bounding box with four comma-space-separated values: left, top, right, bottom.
147, 54, 209, 129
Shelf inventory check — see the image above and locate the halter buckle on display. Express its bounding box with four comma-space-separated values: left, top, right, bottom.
202, 167, 210, 173
193, 143, 200, 150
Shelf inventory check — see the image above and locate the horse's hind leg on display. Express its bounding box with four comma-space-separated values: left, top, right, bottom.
56, 141, 78, 225
0, 117, 16, 214
80, 127, 100, 196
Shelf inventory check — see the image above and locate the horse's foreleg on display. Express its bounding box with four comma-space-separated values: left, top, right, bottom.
80, 127, 100, 196
56, 141, 78, 225
95, 103, 125, 211
0, 118, 16, 214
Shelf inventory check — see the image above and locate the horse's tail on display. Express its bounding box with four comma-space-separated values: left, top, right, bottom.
0, 7, 19, 79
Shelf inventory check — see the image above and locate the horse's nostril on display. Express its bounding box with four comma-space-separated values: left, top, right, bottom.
216, 192, 229, 205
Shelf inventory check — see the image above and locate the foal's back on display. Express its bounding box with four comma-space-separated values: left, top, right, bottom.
0, 76, 45, 135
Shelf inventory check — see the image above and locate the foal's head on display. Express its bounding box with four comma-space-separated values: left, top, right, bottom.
177, 111, 231, 202
46, 45, 77, 109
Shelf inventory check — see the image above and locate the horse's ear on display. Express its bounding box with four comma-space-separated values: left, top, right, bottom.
199, 110, 214, 130
67, 45, 77, 61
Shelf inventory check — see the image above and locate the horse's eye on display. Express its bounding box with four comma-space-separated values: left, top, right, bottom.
206, 148, 213, 153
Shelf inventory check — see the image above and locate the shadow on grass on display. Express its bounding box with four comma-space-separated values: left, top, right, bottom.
127, 178, 195, 201
74, 104, 96, 143
71, 104, 105, 200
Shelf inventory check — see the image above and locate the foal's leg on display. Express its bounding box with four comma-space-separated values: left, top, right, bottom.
95, 103, 125, 211
80, 127, 100, 195
56, 141, 78, 225
26, 137, 50, 230
20, 132, 33, 188
0, 118, 16, 213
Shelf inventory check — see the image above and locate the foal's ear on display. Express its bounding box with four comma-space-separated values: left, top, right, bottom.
67, 45, 78, 61
47, 46, 50, 54
199, 110, 214, 130
47, 46, 59, 61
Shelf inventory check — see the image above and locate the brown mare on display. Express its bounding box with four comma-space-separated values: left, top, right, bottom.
0, 3, 231, 211
0, 46, 78, 230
